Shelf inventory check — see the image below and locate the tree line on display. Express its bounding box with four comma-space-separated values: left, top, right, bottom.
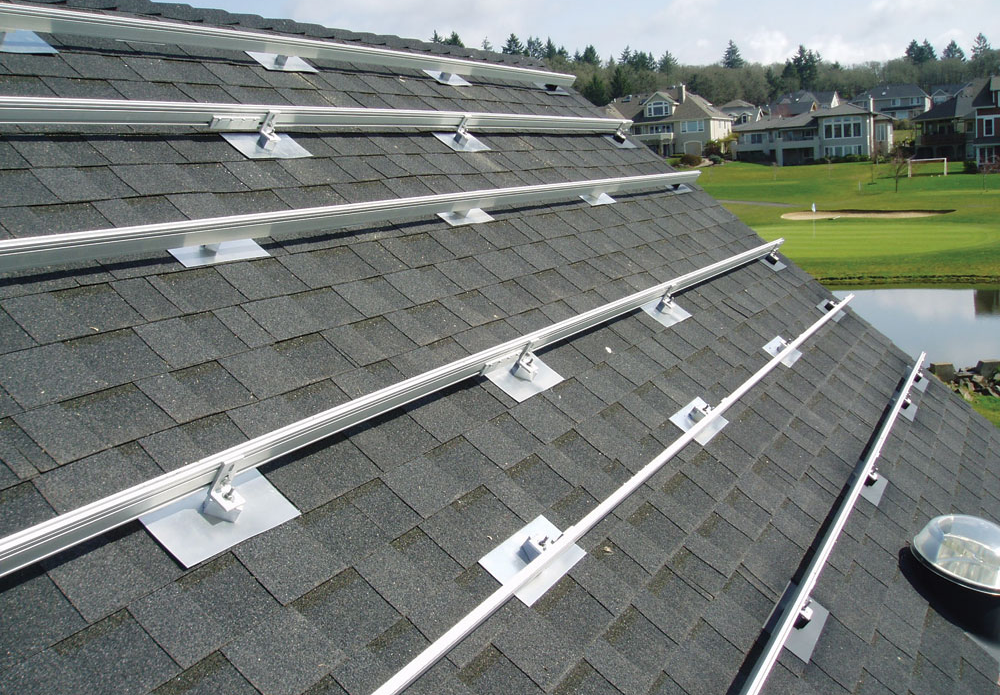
429, 30, 1000, 107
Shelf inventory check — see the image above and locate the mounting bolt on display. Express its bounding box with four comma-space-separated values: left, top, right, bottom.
794, 598, 814, 629
865, 468, 880, 486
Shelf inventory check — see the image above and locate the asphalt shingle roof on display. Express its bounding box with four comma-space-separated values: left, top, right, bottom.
1, 2, 1000, 695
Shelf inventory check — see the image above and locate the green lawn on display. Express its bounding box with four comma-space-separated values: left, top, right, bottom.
697, 161, 1000, 286
971, 394, 1000, 427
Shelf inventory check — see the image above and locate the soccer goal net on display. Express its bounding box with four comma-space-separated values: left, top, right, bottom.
907, 158, 948, 177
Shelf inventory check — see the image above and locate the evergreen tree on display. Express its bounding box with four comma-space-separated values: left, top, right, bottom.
579, 44, 600, 65
526, 36, 545, 59
722, 40, 745, 69
481, 37, 493, 52
628, 50, 656, 72
580, 73, 609, 106
658, 50, 677, 74
430, 30, 443, 44
544, 38, 558, 60
905, 39, 934, 64
619, 46, 632, 64
942, 39, 965, 60
444, 32, 463, 47
921, 39, 937, 61
790, 45, 820, 89
971, 33, 992, 59
501, 34, 525, 55
608, 65, 634, 99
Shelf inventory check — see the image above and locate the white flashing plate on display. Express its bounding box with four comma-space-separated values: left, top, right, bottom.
221, 132, 313, 159
763, 336, 802, 368
479, 515, 585, 606
168, 238, 270, 268
140, 469, 299, 568
245, 51, 318, 73
669, 396, 727, 445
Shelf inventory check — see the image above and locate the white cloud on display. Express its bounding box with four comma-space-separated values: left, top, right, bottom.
190, 0, 1000, 66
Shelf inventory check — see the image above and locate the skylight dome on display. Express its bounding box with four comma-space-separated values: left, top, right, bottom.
912, 514, 1000, 595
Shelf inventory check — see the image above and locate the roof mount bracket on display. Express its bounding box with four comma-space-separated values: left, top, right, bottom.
605, 126, 637, 149
140, 468, 300, 568
483, 346, 563, 402
763, 335, 802, 367
669, 396, 728, 445
478, 515, 585, 606
899, 395, 918, 421
912, 369, 929, 392
0, 29, 57, 53
859, 466, 888, 505
536, 82, 571, 96
762, 250, 786, 271
641, 290, 691, 327
580, 191, 616, 206
780, 590, 829, 663
816, 299, 845, 322
220, 110, 312, 159
168, 238, 270, 268
433, 115, 490, 152
202, 461, 245, 523
424, 69, 471, 87
245, 50, 317, 73
437, 207, 495, 226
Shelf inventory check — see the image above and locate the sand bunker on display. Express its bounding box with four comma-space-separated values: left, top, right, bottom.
781, 209, 953, 220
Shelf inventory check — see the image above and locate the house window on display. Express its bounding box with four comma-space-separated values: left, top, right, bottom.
984, 118, 995, 137
680, 120, 704, 133
646, 101, 669, 118
750, 133, 763, 144
823, 116, 862, 140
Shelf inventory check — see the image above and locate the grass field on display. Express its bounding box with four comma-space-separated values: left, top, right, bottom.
697, 160, 1000, 286
970, 394, 1000, 426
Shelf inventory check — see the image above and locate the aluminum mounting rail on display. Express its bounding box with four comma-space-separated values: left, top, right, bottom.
0, 171, 698, 273
0, 3, 576, 87
738, 352, 926, 695
0, 239, 783, 579
0, 95, 630, 133
372, 295, 855, 695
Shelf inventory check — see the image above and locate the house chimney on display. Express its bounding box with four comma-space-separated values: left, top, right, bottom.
679, 83, 686, 103
868, 96, 874, 113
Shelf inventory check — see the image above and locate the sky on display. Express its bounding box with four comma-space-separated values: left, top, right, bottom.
184, 0, 1000, 67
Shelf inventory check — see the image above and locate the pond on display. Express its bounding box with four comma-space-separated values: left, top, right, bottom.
831, 287, 1000, 368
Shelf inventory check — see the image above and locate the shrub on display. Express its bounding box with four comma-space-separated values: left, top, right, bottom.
708, 154, 723, 165
964, 160, 979, 174
679, 153, 702, 167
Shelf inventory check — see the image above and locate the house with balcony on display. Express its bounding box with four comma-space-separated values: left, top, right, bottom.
733, 104, 892, 165
607, 85, 732, 156
913, 78, 986, 161
973, 76, 1000, 167
850, 84, 930, 120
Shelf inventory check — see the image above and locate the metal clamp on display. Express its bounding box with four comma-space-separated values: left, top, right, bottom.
511, 346, 539, 382
816, 299, 845, 322
763, 335, 802, 367
518, 532, 560, 563
763, 250, 786, 271
794, 598, 814, 629
435, 114, 489, 152
201, 461, 245, 523
256, 110, 281, 151
865, 467, 879, 486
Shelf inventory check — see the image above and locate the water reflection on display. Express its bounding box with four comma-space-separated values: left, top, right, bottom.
832, 287, 1000, 368
975, 289, 1000, 316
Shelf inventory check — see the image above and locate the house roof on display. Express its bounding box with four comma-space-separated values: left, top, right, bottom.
2, 2, 1000, 695
914, 78, 988, 121
734, 104, 880, 133
853, 83, 929, 101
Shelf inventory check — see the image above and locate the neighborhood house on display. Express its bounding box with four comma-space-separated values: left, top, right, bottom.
733, 104, 893, 165
607, 85, 733, 156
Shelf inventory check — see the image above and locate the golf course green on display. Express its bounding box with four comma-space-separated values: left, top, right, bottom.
697, 160, 1000, 287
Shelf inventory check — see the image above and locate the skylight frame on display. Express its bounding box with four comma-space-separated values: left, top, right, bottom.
0, 3, 576, 88
0, 171, 698, 273
0, 239, 783, 579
